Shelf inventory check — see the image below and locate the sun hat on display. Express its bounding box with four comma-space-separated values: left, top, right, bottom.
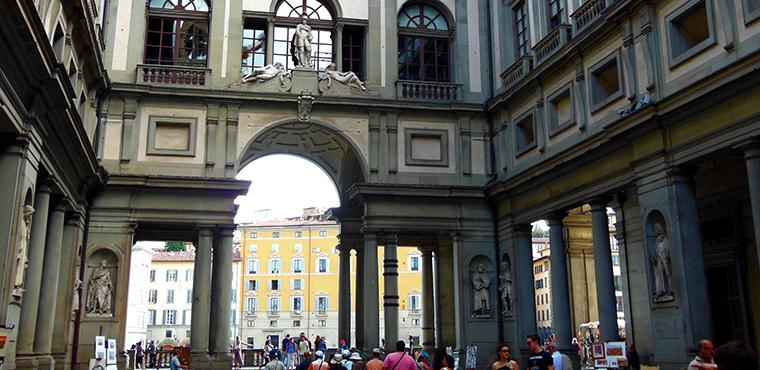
349, 352, 362, 361
372, 348, 382, 354
315, 350, 325, 358
331, 353, 344, 364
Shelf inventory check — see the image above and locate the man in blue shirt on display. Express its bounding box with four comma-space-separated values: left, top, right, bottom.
169, 348, 188, 370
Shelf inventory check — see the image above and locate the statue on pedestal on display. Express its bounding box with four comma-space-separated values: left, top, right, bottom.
651, 223, 673, 301
12, 205, 34, 297
472, 263, 491, 315
291, 16, 313, 68
86, 259, 113, 316
241, 62, 291, 85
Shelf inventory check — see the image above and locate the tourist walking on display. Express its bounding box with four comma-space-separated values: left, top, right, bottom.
310, 350, 331, 370
169, 348, 189, 370
135, 341, 144, 368
350, 351, 366, 370
288, 337, 298, 369
526, 334, 554, 370
267, 350, 288, 370
491, 344, 519, 370
331, 353, 349, 370
366, 348, 384, 370
232, 335, 248, 369
383, 341, 417, 370
546, 342, 570, 370
147, 340, 157, 367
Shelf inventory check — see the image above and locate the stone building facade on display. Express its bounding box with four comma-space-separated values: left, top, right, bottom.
1, 0, 759, 369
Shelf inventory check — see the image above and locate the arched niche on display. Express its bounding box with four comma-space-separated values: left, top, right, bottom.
84, 246, 120, 317
499, 252, 514, 316
468, 254, 495, 317
644, 210, 675, 303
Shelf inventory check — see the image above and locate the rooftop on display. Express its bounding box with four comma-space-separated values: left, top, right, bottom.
152, 249, 242, 262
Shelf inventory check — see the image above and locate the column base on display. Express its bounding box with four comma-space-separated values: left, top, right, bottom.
190, 352, 214, 369
208, 353, 233, 369
15, 355, 40, 370
35, 355, 55, 370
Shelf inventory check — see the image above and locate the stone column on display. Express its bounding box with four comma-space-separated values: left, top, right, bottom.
513, 224, 537, 342
335, 22, 344, 71
433, 250, 443, 347
420, 246, 436, 351
337, 244, 352, 345
265, 18, 275, 66
590, 199, 619, 341
191, 227, 214, 358
209, 227, 234, 361
16, 183, 52, 356
33, 201, 68, 361
382, 233, 399, 352
742, 143, 760, 273
547, 213, 573, 349
361, 231, 379, 353
354, 244, 365, 349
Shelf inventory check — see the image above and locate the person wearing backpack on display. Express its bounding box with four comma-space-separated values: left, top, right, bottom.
383, 341, 417, 370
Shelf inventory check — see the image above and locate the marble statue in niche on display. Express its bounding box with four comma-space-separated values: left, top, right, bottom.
498, 254, 513, 315
291, 16, 313, 68
651, 222, 674, 302
320, 63, 367, 91
86, 259, 113, 316
472, 263, 492, 315
12, 205, 35, 297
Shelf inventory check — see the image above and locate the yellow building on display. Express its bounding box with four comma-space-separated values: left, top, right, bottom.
237, 216, 423, 348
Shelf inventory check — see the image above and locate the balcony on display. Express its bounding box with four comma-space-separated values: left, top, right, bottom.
397, 80, 462, 102
267, 310, 279, 317
409, 308, 421, 315
532, 25, 572, 67
500, 55, 533, 89
316, 309, 328, 316
245, 310, 257, 318
571, 0, 612, 34
291, 310, 303, 317
137, 64, 211, 86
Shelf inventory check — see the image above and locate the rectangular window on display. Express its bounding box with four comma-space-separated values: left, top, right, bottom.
273, 27, 333, 71
292, 258, 304, 273
547, 83, 575, 135
144, 17, 208, 66
231, 309, 236, 325
589, 52, 623, 111
165, 330, 172, 338
187, 289, 193, 303
149, 289, 157, 304
270, 320, 278, 327
251, 232, 258, 238
547, 0, 564, 30
318, 319, 326, 327
269, 259, 281, 274
411, 318, 420, 326
514, 2, 529, 57
242, 18, 267, 75
271, 244, 279, 253
342, 26, 365, 80
268, 297, 280, 313
272, 231, 280, 238
247, 337, 255, 346
293, 297, 303, 311
316, 296, 328, 313
319, 230, 327, 237
744, 0, 760, 23
294, 243, 303, 252
397, 36, 450, 82
612, 255, 620, 266
318, 258, 328, 273
231, 289, 237, 304
182, 309, 190, 325
666, 0, 715, 68
148, 310, 156, 325
515, 112, 536, 154
293, 320, 301, 327
616, 296, 624, 312
167, 289, 175, 303
246, 297, 257, 312
247, 280, 258, 291
166, 269, 178, 282
150, 270, 156, 282
294, 231, 302, 238
164, 309, 176, 325
614, 275, 623, 291
270, 280, 280, 290
293, 279, 303, 290
185, 269, 193, 281
247, 259, 259, 274
409, 256, 420, 271
409, 295, 420, 311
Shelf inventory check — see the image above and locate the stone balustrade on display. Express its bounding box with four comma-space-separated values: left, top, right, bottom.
397, 80, 461, 101
571, 0, 611, 34
137, 64, 211, 86
532, 25, 572, 66
500, 55, 533, 89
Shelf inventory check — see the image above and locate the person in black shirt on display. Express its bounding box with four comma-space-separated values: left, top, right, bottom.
298, 350, 314, 370
525, 334, 554, 370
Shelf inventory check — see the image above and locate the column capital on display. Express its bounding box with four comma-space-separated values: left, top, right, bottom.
382, 232, 399, 245
666, 165, 698, 183
511, 223, 532, 236
589, 196, 613, 211
336, 244, 353, 254
418, 245, 438, 254
362, 230, 378, 240
545, 211, 568, 225
36, 182, 53, 194
198, 226, 214, 236
216, 225, 236, 236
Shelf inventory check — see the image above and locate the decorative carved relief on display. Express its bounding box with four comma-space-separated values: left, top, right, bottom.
297, 91, 314, 123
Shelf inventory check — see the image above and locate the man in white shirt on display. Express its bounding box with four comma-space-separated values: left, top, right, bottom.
688, 340, 716, 370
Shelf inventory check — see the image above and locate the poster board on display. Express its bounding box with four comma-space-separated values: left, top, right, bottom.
465, 346, 477, 369
94, 336, 106, 360
106, 339, 117, 365
594, 341, 627, 368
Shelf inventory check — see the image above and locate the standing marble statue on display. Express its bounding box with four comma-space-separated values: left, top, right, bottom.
498, 257, 513, 314
86, 259, 113, 315
472, 264, 491, 315
72, 278, 83, 314
652, 223, 673, 300
291, 16, 313, 68
12, 205, 35, 296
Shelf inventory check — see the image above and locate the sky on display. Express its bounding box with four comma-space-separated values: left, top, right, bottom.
234, 154, 340, 224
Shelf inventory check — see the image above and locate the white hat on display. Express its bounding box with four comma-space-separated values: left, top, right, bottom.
315, 350, 325, 358
349, 353, 363, 361
331, 353, 344, 364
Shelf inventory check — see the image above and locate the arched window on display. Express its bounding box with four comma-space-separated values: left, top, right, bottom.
144, 0, 209, 66
398, 3, 451, 82
273, 0, 335, 71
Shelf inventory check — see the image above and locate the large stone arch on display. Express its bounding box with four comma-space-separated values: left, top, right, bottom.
237, 120, 368, 206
